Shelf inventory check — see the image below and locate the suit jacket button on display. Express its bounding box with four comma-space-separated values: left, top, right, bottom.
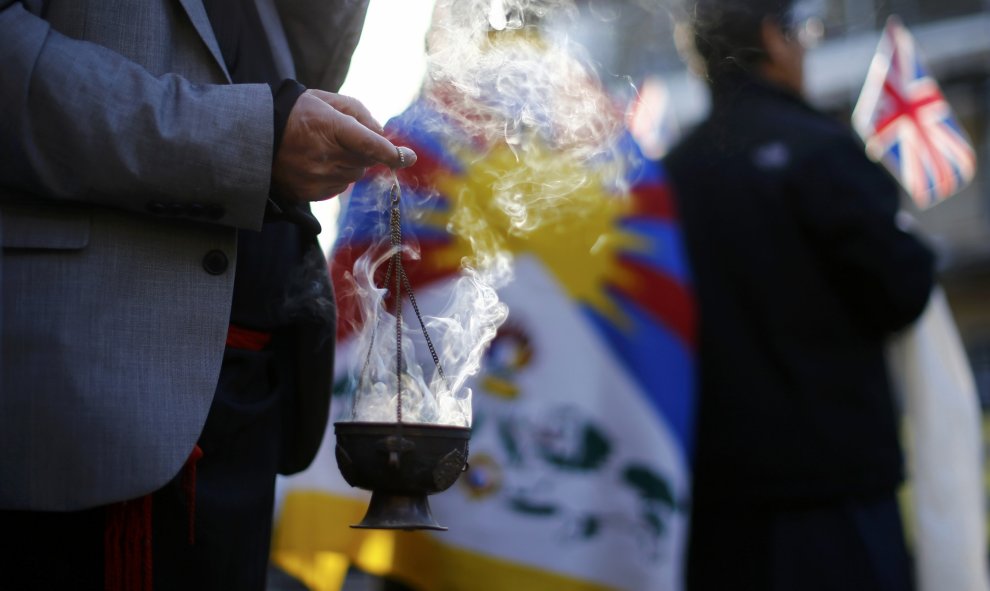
167, 203, 186, 216
188, 203, 205, 217
202, 250, 229, 275
147, 202, 167, 215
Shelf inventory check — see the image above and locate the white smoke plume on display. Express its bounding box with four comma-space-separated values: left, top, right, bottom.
341, 0, 638, 427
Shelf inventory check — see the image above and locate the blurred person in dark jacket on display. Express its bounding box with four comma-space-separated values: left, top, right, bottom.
664, 1, 934, 589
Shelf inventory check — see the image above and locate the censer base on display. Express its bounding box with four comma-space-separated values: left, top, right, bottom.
352, 491, 447, 531
334, 422, 470, 531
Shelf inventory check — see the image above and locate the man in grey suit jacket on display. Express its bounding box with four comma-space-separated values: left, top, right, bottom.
0, 0, 415, 588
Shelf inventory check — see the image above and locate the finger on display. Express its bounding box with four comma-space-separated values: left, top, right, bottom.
331, 166, 368, 186
309, 90, 384, 135
320, 184, 351, 199
334, 115, 410, 167
313, 94, 418, 168
306, 163, 367, 187
328, 150, 375, 169
395, 146, 418, 169
301, 183, 351, 202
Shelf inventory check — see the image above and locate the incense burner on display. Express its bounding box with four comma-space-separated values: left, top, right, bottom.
334, 421, 470, 530
335, 181, 472, 531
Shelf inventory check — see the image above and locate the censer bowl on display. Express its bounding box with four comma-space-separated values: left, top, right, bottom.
334, 421, 470, 531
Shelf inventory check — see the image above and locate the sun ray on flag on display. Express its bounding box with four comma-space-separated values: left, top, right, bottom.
430, 139, 644, 329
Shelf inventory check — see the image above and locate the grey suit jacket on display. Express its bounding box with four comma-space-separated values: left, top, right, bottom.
0, 0, 368, 511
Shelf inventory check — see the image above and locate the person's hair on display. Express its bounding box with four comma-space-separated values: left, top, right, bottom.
689, 0, 794, 82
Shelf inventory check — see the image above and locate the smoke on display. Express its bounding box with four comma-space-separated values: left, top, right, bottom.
427, 0, 623, 162
343, 0, 638, 427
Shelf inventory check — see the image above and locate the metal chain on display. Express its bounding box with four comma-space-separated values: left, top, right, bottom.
358, 181, 448, 424
390, 185, 404, 423
356, 193, 399, 402
401, 268, 448, 389
389, 186, 447, 390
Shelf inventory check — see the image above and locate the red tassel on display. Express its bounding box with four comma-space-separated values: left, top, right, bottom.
104, 445, 203, 590
226, 324, 272, 351
104, 502, 123, 591
182, 444, 205, 545
142, 494, 153, 590
104, 495, 153, 591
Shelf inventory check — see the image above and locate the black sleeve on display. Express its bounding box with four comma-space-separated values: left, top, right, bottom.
263, 79, 321, 235
791, 133, 935, 333
268, 78, 306, 164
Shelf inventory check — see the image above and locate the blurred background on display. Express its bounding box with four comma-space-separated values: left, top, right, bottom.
567, 0, 990, 405
296, 1, 990, 589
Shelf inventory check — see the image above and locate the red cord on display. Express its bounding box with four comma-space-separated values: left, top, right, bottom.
182, 444, 205, 545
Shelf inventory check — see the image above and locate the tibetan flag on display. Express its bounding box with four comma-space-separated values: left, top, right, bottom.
272, 82, 696, 591
852, 16, 976, 209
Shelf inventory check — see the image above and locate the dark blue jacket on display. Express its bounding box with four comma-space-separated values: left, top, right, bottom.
665, 75, 935, 504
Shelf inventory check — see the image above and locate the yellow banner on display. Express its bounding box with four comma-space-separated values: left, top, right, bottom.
273, 491, 617, 591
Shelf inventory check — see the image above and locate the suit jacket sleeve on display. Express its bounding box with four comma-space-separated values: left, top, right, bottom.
0, 1, 272, 230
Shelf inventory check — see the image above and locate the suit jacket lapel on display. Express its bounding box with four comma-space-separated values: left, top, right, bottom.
175, 0, 231, 82
255, 0, 296, 80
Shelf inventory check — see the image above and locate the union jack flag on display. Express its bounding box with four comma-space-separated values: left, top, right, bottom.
852, 16, 976, 209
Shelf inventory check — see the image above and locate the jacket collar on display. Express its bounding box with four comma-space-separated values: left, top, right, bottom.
710, 71, 811, 113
